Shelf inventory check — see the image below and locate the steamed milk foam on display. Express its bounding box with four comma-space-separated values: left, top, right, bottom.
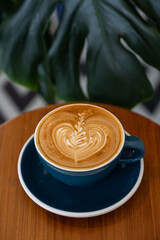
35, 104, 123, 170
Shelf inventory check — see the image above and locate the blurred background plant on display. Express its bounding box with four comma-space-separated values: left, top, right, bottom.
0, 0, 160, 124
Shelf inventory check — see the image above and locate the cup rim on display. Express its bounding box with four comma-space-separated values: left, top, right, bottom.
34, 103, 125, 172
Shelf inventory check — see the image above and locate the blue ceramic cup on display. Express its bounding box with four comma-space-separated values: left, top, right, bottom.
34, 104, 145, 187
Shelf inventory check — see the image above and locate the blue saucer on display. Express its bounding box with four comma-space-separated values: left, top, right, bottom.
18, 135, 144, 218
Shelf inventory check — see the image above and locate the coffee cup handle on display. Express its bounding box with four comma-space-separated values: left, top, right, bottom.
119, 135, 145, 163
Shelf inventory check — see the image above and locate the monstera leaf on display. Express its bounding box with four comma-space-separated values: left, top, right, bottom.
0, 0, 160, 107
0, 0, 23, 22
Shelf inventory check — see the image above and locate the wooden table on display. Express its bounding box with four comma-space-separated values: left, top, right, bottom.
0, 103, 160, 240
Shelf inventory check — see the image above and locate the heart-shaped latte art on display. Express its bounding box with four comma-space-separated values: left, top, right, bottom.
52, 113, 107, 164
37, 107, 122, 169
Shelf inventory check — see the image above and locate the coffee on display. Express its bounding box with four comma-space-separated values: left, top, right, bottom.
35, 104, 124, 170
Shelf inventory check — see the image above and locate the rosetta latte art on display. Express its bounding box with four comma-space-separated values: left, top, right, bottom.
36, 104, 122, 169
52, 113, 107, 163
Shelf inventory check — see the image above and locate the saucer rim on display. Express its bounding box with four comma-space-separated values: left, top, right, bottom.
17, 134, 144, 218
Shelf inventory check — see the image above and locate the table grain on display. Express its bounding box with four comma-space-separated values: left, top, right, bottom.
0, 103, 160, 240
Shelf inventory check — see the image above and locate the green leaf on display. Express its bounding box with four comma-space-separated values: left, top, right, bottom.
47, 0, 158, 108
1, 0, 160, 108
0, 0, 23, 23
0, 0, 58, 100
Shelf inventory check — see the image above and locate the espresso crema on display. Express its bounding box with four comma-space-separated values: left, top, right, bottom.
35, 104, 124, 170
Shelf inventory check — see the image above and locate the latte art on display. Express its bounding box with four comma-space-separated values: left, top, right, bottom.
53, 113, 107, 164
35, 104, 123, 170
